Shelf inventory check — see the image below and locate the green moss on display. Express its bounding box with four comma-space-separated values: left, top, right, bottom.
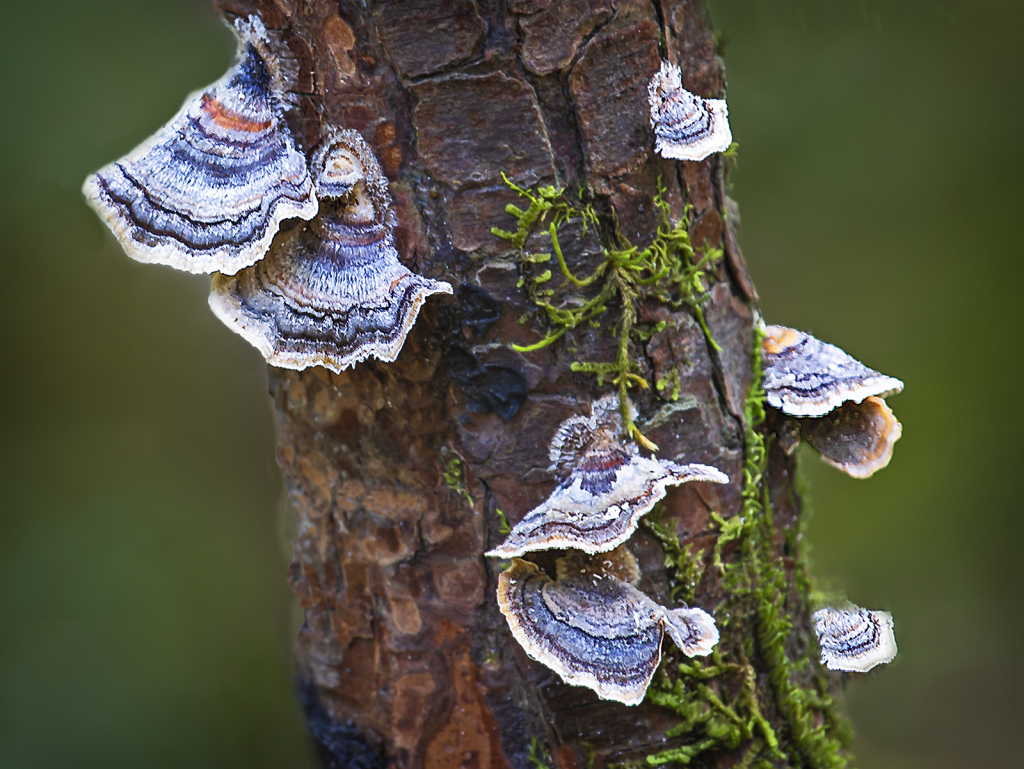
442, 454, 472, 507
492, 175, 722, 451
643, 647, 782, 767
528, 737, 553, 769
495, 507, 512, 536
655, 367, 682, 402
710, 510, 745, 578
743, 328, 852, 768
641, 325, 854, 768
644, 511, 706, 606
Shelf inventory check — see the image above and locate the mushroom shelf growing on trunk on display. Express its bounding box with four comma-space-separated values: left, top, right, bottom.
235, 1, 859, 766
85, 0, 909, 766
221, 1, 865, 767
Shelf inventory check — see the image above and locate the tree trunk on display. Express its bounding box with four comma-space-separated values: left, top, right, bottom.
215, 0, 853, 766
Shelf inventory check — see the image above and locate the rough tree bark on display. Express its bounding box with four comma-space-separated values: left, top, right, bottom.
215, 1, 852, 767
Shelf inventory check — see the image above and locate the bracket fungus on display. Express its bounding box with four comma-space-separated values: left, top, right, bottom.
763, 326, 903, 418
209, 129, 452, 372
497, 549, 719, 706
799, 396, 902, 479
763, 325, 904, 478
812, 605, 898, 673
83, 16, 317, 275
648, 61, 732, 162
486, 395, 728, 558
309, 128, 371, 199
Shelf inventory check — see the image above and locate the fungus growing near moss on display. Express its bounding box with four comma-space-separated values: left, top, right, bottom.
812, 605, 898, 673
800, 396, 902, 479
208, 129, 452, 372
82, 16, 317, 275
486, 395, 728, 558
763, 325, 904, 478
497, 548, 719, 705
648, 61, 732, 161
763, 326, 903, 417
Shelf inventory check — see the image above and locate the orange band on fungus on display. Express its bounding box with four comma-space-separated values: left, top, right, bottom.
200, 93, 273, 133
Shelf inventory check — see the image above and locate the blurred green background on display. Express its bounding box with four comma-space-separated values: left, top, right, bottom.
0, 1, 1018, 767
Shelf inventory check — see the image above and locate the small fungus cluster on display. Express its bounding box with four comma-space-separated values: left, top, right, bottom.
83, 16, 449, 371
491, 395, 729, 705
209, 128, 451, 372
648, 61, 733, 162
487, 395, 728, 559
812, 606, 898, 673
762, 324, 904, 479
498, 549, 719, 706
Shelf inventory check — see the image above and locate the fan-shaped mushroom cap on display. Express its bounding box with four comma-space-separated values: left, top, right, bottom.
310, 128, 374, 199
763, 326, 903, 418
83, 16, 317, 275
648, 61, 732, 161
497, 550, 719, 705
209, 130, 451, 372
812, 605, 898, 673
801, 396, 902, 479
663, 604, 720, 658
762, 325, 904, 477
487, 396, 728, 558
